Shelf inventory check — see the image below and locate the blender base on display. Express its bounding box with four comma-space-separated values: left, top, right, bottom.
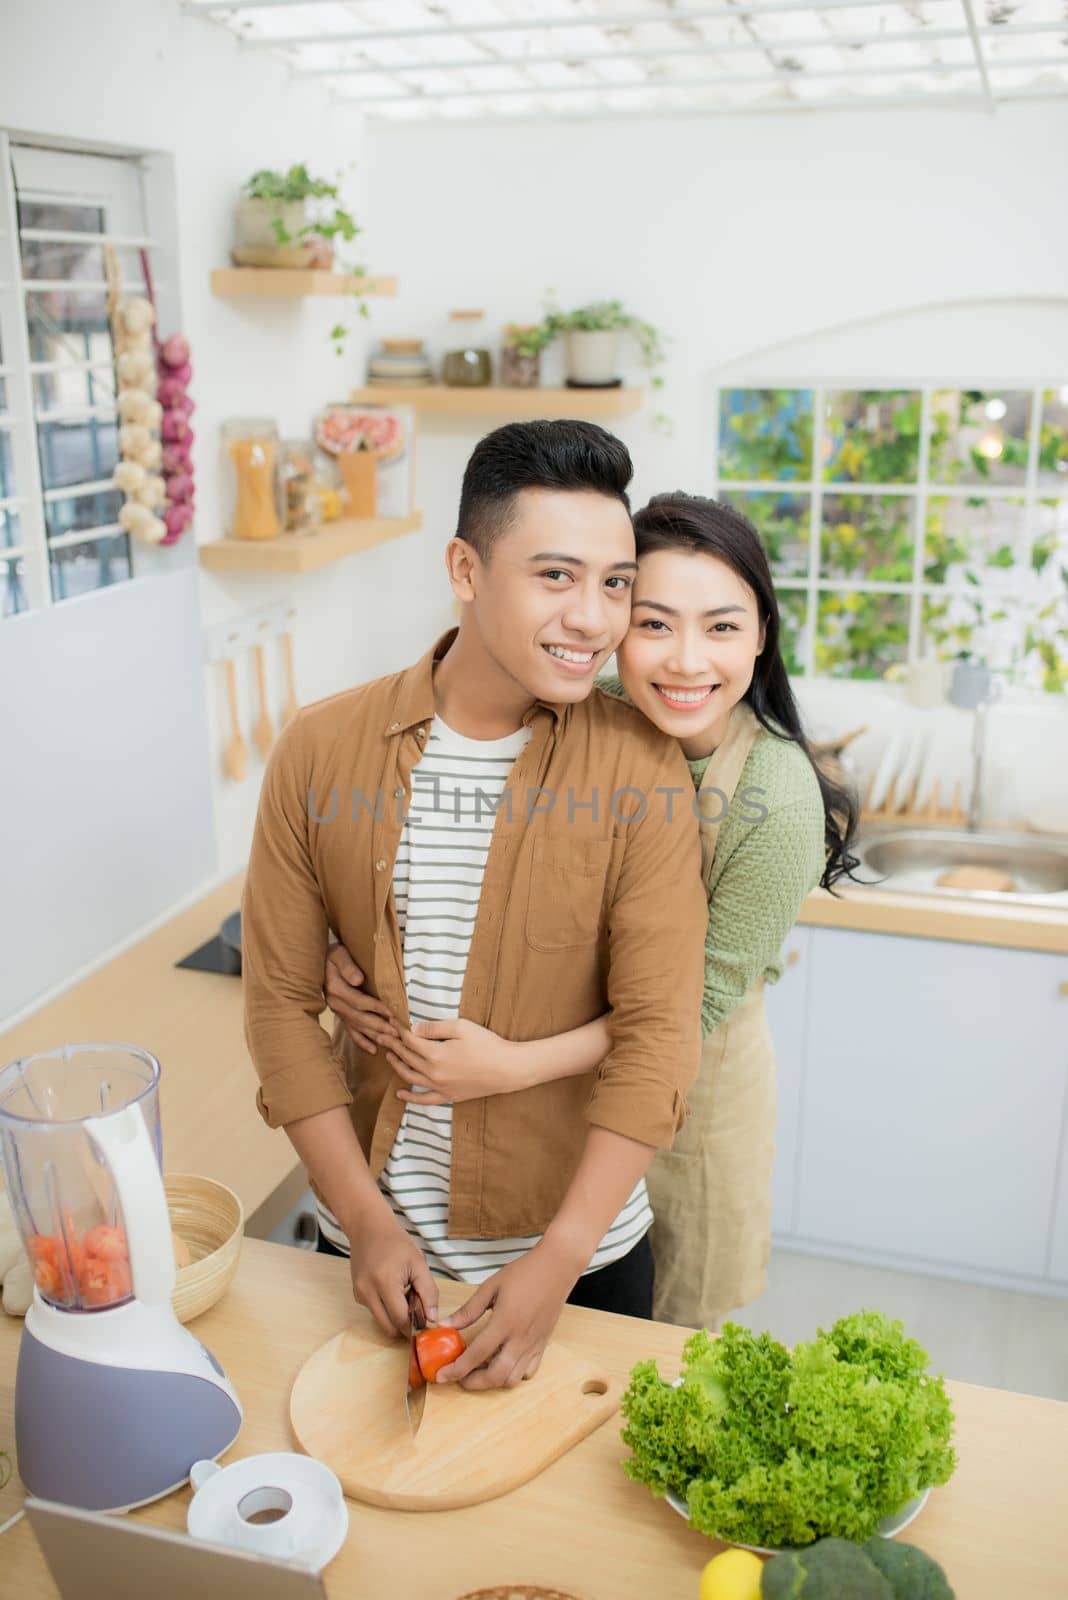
16, 1322, 242, 1512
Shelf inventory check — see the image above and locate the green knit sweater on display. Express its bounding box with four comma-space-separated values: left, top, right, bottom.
597, 676, 826, 1037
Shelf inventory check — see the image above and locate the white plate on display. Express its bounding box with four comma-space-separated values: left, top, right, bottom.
663, 1485, 930, 1556
867, 725, 909, 813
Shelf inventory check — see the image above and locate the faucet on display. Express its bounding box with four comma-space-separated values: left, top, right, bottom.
967, 697, 991, 833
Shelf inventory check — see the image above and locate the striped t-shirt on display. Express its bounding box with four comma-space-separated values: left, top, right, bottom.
318, 713, 653, 1279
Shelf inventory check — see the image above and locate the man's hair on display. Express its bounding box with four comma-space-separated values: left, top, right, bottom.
456, 419, 633, 559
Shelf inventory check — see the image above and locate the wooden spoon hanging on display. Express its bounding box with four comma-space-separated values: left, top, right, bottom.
222, 659, 248, 782
280, 630, 299, 726
253, 642, 274, 760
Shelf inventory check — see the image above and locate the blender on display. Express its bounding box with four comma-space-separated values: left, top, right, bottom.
0, 1043, 242, 1511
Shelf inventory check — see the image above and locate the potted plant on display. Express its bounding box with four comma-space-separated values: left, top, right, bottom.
500, 322, 554, 389
234, 163, 361, 269
543, 296, 666, 390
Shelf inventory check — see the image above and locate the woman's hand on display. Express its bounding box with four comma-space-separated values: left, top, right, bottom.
324, 943, 398, 1056
387, 1019, 528, 1106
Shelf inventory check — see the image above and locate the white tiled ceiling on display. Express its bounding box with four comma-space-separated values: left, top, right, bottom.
184, 0, 1068, 119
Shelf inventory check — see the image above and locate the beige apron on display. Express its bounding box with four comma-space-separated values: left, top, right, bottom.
646, 703, 777, 1330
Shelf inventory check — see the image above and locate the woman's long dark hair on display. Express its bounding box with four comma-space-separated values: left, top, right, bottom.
632, 492, 860, 892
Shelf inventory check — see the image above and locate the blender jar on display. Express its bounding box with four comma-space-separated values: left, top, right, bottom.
0, 1044, 164, 1312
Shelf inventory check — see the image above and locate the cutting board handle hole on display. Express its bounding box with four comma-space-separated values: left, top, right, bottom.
581, 1379, 608, 1397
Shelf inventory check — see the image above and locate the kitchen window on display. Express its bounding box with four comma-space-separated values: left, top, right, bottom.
0, 136, 156, 618
712, 384, 1068, 693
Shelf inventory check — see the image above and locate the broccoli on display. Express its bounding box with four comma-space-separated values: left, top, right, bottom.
761, 1538, 955, 1600
862, 1536, 955, 1598
761, 1537, 895, 1598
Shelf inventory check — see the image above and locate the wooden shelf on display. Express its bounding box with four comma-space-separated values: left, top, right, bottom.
198, 512, 421, 574
349, 384, 643, 419
210, 269, 398, 298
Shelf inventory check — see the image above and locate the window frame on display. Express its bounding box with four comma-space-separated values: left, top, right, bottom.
0, 133, 159, 617
709, 378, 1066, 686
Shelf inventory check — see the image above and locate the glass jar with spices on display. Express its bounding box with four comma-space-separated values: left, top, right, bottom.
278, 439, 321, 536
222, 418, 282, 541
442, 310, 492, 388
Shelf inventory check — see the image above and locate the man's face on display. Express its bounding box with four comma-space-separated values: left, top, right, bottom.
460, 487, 637, 704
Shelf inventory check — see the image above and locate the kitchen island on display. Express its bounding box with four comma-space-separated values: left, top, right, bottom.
1, 1238, 1065, 1599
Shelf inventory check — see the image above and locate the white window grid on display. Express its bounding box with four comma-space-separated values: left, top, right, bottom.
0, 133, 157, 616
707, 380, 1068, 681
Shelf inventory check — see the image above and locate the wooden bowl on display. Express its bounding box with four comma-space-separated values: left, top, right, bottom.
164, 1173, 244, 1324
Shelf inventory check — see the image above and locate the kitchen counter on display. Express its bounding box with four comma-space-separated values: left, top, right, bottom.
799, 880, 1068, 954
0, 875, 302, 1234
1, 1239, 1066, 1598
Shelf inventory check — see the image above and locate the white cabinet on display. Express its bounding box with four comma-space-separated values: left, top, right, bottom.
794, 928, 1068, 1279
765, 927, 811, 1236
1048, 1062, 1068, 1283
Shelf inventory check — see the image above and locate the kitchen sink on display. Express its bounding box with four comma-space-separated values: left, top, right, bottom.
854, 828, 1068, 902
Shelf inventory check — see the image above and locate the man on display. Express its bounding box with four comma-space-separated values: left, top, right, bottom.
242, 419, 706, 1392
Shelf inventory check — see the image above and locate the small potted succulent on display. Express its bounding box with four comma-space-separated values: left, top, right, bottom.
500, 322, 554, 389
543, 296, 666, 390
234, 164, 361, 269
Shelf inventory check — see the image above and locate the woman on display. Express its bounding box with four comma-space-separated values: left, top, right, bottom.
326, 493, 858, 1329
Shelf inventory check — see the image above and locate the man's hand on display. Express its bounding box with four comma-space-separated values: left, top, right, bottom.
324, 943, 398, 1056
346, 1209, 438, 1339
386, 1018, 526, 1107
431, 1238, 585, 1390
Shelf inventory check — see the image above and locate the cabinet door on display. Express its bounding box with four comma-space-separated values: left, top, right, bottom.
765, 927, 810, 1237
1047, 979, 1068, 1280
797, 928, 1068, 1278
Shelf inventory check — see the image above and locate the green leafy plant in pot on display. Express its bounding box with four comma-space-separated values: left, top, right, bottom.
500, 322, 554, 389
236, 164, 369, 354
543, 295, 667, 393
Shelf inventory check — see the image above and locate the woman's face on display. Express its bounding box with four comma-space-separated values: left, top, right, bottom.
616, 548, 765, 759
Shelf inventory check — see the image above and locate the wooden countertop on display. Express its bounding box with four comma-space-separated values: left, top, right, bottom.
1, 1239, 1066, 1598
799, 882, 1068, 954
0, 874, 298, 1228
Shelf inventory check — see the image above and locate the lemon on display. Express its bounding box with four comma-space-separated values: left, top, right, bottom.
698, 1547, 765, 1600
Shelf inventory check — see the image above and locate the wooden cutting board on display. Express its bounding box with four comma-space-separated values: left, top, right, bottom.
289, 1316, 622, 1511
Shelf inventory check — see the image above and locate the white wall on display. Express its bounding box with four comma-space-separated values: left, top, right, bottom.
364, 101, 1068, 810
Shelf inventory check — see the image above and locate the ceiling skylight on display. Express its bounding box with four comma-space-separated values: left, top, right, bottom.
183, 0, 1068, 119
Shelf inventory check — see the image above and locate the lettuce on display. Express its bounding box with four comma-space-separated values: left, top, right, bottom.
620, 1311, 956, 1549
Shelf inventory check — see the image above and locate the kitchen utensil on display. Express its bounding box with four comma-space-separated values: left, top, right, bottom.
165, 1174, 244, 1325
188, 1453, 348, 1572
949, 659, 1001, 711
280, 632, 299, 726
904, 657, 946, 708
0, 1045, 241, 1510
290, 1321, 620, 1511
664, 1485, 930, 1555
253, 643, 274, 761
405, 1285, 427, 1438
223, 660, 248, 782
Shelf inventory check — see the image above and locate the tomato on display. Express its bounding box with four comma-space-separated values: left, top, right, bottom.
33, 1258, 63, 1299
78, 1256, 132, 1307
28, 1234, 57, 1264
408, 1344, 425, 1391
413, 1326, 466, 1383
83, 1224, 129, 1261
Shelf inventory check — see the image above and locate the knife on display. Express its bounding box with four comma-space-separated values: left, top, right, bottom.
405, 1285, 427, 1439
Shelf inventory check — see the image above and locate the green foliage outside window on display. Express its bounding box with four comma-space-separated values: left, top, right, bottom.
719, 390, 812, 481
715, 385, 1068, 690
823, 391, 921, 484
